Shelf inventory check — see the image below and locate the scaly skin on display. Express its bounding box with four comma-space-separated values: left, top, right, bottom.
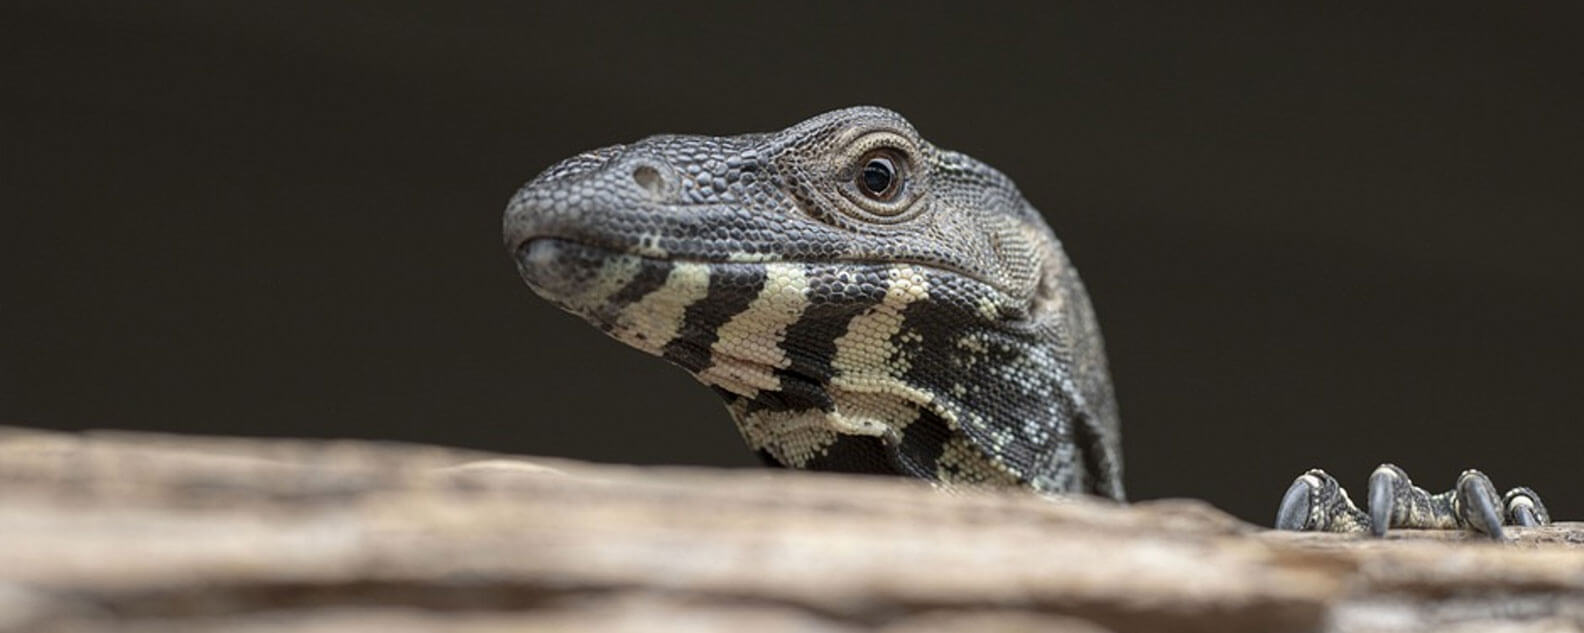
503, 106, 1554, 538
504, 107, 1123, 499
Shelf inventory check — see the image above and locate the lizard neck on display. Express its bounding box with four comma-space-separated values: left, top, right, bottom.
699, 260, 1088, 493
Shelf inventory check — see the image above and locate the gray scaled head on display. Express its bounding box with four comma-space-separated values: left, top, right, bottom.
504, 106, 1123, 499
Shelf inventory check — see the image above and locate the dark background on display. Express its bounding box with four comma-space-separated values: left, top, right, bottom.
5, 3, 1580, 524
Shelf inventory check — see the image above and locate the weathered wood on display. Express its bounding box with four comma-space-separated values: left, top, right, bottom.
0, 427, 1580, 633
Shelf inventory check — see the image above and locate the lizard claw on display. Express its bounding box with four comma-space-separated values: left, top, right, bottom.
1276, 473, 1317, 531
1512, 503, 1539, 528
1367, 464, 1404, 537
1504, 486, 1550, 528
1281, 465, 1545, 539
1275, 469, 1368, 532
1455, 470, 1505, 540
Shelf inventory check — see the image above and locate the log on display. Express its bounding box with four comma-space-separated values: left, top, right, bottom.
0, 427, 1580, 633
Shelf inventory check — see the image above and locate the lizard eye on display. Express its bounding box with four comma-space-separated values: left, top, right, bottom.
856, 150, 904, 202
834, 132, 923, 222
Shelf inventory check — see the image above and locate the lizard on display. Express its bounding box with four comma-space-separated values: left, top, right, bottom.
502, 106, 1549, 538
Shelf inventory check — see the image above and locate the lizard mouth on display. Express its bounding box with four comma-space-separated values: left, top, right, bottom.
513, 238, 645, 310
515, 234, 1031, 335
513, 236, 797, 396
514, 236, 751, 328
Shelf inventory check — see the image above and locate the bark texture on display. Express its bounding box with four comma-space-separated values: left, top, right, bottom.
0, 427, 1580, 633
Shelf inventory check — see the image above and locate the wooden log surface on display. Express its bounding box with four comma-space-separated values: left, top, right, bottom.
0, 426, 1580, 633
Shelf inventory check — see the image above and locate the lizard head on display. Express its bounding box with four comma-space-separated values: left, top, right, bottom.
504, 106, 1121, 497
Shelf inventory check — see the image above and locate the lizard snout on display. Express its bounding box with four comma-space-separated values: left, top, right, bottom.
502, 150, 679, 256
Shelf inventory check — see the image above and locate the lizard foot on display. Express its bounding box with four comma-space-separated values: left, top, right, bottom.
1274, 464, 1549, 540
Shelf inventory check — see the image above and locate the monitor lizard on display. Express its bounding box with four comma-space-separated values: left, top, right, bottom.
502, 106, 1548, 539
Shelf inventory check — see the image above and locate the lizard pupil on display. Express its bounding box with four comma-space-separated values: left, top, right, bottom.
859, 155, 898, 199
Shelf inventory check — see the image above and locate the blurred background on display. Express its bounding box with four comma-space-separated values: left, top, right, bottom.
5, 3, 1579, 524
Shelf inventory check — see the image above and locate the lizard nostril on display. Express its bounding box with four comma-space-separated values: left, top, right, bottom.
632, 165, 663, 196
